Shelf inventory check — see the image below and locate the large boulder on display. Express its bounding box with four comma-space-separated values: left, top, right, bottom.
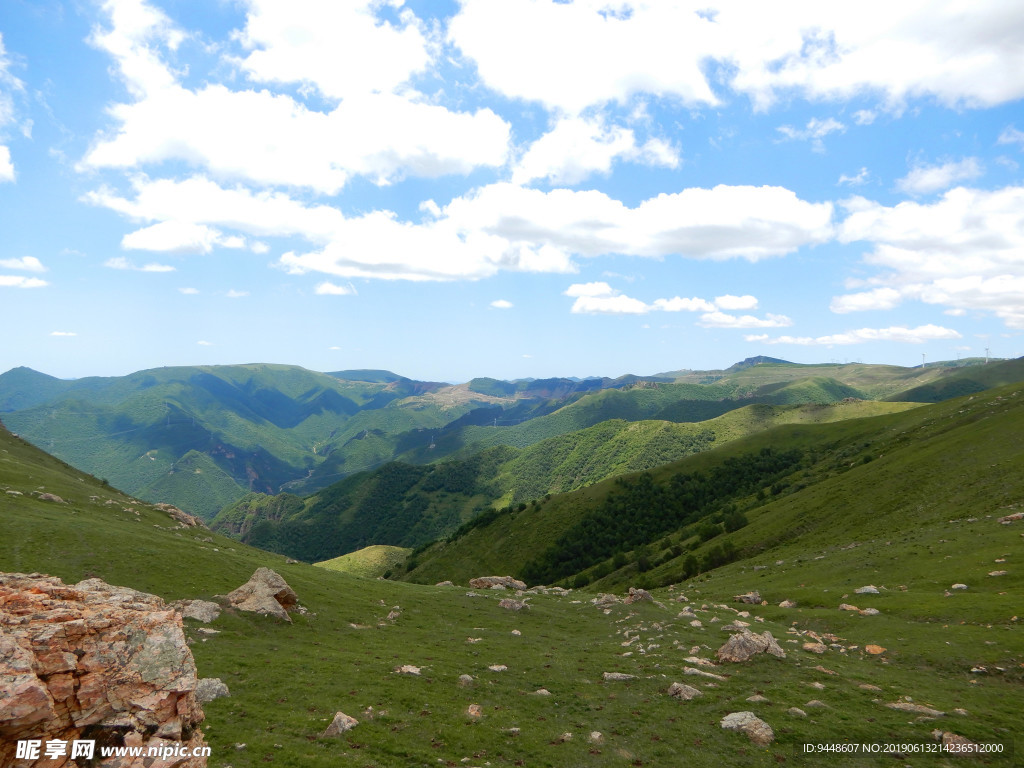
720, 711, 774, 746
225, 567, 298, 622
717, 630, 786, 663
0, 572, 208, 766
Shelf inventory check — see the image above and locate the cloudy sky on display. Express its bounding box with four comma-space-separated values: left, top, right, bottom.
2, 0, 1023, 382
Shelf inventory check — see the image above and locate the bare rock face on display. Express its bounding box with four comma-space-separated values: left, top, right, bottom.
0, 572, 208, 767
468, 576, 527, 591
225, 567, 298, 622
720, 711, 774, 746
717, 630, 787, 663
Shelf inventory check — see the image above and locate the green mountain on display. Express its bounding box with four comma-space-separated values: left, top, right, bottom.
0, 357, 1003, 521
1, 381, 1021, 767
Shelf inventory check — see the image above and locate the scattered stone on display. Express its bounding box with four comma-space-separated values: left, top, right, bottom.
839, 603, 860, 612
998, 512, 1024, 524
624, 586, 654, 604
689, 619, 703, 628
154, 502, 205, 528
865, 645, 886, 655
859, 683, 883, 691
225, 567, 298, 622
778, 599, 797, 608
802, 642, 827, 654
0, 572, 208, 766
683, 666, 727, 681
808, 681, 825, 690
533, 688, 551, 696
498, 598, 529, 611
588, 731, 604, 744
746, 694, 769, 703
556, 732, 573, 743
196, 627, 219, 635
457, 674, 474, 687
195, 678, 230, 703
591, 593, 621, 607
716, 630, 786, 663
988, 570, 1008, 577
511, 629, 522, 636
859, 608, 881, 616
322, 711, 359, 737
435, 580, 455, 587
37, 492, 65, 503
469, 576, 527, 591
603, 672, 637, 681
855, 585, 880, 594
720, 711, 774, 746
174, 599, 221, 623
805, 699, 827, 708
488, 664, 508, 672
734, 591, 761, 605
887, 701, 945, 717
788, 707, 807, 717
667, 682, 702, 701
466, 704, 482, 718
950, 583, 968, 590
395, 665, 421, 675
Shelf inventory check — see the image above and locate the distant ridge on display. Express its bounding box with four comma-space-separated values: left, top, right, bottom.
725, 355, 793, 371
327, 369, 408, 383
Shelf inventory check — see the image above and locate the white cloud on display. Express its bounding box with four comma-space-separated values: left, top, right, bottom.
103, 256, 175, 272
838, 167, 869, 186
0, 256, 45, 272
81, 2, 511, 193
197, 340, 212, 346
997, 125, 1024, 148
838, 186, 1024, 327
179, 287, 199, 294
512, 115, 678, 185
90, 177, 830, 283
451, 2, 1024, 114
490, 299, 513, 309
830, 287, 902, 313
226, 289, 248, 298
0, 145, 13, 182
853, 110, 876, 125
570, 294, 651, 315
698, 311, 792, 329
122, 220, 244, 254
50, 331, 77, 337
0, 275, 48, 288
755, 324, 962, 346
714, 294, 758, 311
651, 296, 716, 312
564, 282, 615, 298
777, 117, 845, 151
895, 158, 983, 195
315, 281, 356, 296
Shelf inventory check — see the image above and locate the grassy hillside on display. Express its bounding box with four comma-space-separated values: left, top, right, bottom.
1, 402, 1021, 766
314, 544, 411, 578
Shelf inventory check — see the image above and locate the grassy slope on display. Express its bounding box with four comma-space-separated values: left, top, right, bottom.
314, 545, 412, 578
1, 414, 1021, 766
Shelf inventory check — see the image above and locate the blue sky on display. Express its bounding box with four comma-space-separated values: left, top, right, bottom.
2, 0, 1023, 382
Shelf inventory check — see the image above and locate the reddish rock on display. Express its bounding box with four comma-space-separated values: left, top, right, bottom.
0, 572, 208, 767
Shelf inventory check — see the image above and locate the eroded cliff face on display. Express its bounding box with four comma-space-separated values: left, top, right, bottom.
0, 573, 207, 767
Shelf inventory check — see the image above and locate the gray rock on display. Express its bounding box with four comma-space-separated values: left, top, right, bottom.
734, 591, 762, 605
855, 585, 880, 594
225, 568, 298, 622
667, 682, 703, 700
602, 672, 636, 681
720, 711, 774, 746
716, 630, 786, 662
195, 677, 230, 703
176, 599, 221, 623
322, 711, 358, 737
469, 576, 527, 591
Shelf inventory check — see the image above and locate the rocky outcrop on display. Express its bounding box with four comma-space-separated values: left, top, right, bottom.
733, 591, 762, 604
225, 568, 298, 622
717, 630, 786, 663
154, 503, 205, 529
623, 587, 653, 604
0, 572, 207, 767
468, 576, 527, 591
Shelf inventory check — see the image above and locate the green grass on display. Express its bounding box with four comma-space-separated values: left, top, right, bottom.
1, 417, 1021, 767
315, 545, 411, 578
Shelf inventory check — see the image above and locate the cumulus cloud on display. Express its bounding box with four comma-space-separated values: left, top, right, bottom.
713, 294, 758, 310
80, 0, 511, 192
451, 2, 1024, 114
121, 220, 248, 254
837, 186, 1024, 327
0, 275, 48, 288
0, 256, 45, 272
564, 283, 786, 325
490, 299, 513, 309
751, 324, 962, 346
698, 311, 792, 329
512, 115, 679, 185
895, 158, 983, 195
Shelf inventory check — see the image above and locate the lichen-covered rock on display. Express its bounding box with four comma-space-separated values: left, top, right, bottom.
667, 682, 702, 701
195, 678, 230, 703
173, 599, 221, 623
720, 711, 774, 745
322, 711, 358, 737
0, 572, 208, 767
225, 567, 298, 621
717, 630, 786, 663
